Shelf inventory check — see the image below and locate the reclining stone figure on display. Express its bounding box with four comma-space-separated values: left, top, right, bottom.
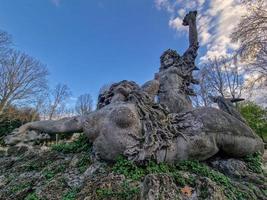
4, 11, 264, 164
5, 80, 264, 164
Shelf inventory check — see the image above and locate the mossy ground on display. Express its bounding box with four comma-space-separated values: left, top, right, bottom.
0, 135, 266, 200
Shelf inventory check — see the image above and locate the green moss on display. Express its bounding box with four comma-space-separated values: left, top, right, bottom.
24, 192, 40, 200
51, 134, 91, 154
175, 160, 229, 185
77, 156, 91, 173
23, 162, 40, 171
10, 183, 31, 193
243, 152, 263, 174
199, 184, 209, 199
62, 188, 79, 200
112, 156, 146, 181
43, 164, 66, 180
112, 156, 197, 187
96, 180, 140, 200
112, 156, 250, 200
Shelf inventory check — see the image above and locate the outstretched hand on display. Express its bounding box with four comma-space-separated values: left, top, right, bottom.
17, 124, 30, 134
182, 10, 197, 26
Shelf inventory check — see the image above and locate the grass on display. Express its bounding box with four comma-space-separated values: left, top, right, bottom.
51, 134, 91, 154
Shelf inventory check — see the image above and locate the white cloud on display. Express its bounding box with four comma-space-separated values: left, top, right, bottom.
154, 0, 247, 62
177, 8, 186, 17
168, 17, 187, 33
155, 0, 175, 13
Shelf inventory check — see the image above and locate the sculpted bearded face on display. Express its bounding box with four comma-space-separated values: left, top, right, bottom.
162, 54, 174, 67
160, 50, 181, 71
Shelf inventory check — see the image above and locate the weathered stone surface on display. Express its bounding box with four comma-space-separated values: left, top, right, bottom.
36, 176, 69, 200
208, 157, 267, 200
140, 174, 227, 200
6, 145, 29, 156
4, 129, 50, 146
194, 177, 226, 200
77, 173, 140, 200
0, 171, 43, 200
141, 173, 180, 200
209, 158, 248, 178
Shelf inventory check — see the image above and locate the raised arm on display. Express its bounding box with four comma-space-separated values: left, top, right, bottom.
182, 11, 199, 59
183, 10, 198, 47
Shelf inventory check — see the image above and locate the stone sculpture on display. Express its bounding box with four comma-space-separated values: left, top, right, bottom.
158, 10, 199, 113
4, 11, 264, 165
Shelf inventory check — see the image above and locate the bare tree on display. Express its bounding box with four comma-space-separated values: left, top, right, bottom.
0, 50, 48, 114
231, 0, 267, 86
47, 83, 71, 120
30, 93, 50, 120
64, 107, 76, 118
75, 93, 93, 115
193, 56, 244, 107
191, 72, 213, 107
0, 30, 11, 48
0, 30, 12, 62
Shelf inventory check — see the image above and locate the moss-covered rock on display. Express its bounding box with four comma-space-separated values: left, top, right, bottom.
0, 140, 266, 200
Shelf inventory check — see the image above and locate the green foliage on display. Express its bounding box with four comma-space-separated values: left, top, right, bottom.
239, 102, 267, 142
43, 164, 66, 180
243, 152, 263, 173
62, 188, 79, 200
112, 156, 146, 181
24, 192, 40, 200
0, 106, 40, 142
51, 134, 91, 154
0, 115, 22, 144
10, 183, 31, 193
96, 180, 140, 200
112, 156, 249, 200
112, 157, 199, 187
199, 184, 209, 199
176, 160, 230, 186
112, 156, 197, 189
77, 155, 91, 173
23, 162, 40, 171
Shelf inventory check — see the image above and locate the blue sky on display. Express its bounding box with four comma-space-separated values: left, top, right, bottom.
0, 0, 244, 104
